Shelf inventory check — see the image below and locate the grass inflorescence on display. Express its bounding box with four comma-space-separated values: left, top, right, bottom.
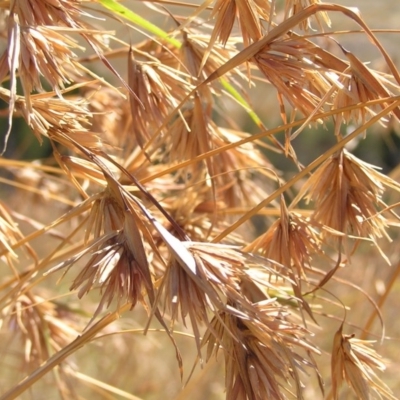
0, 0, 400, 399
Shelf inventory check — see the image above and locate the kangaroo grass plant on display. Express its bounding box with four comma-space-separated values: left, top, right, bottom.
1, 0, 400, 399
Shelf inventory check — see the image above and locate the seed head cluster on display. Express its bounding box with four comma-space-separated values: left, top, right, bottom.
0, 0, 399, 399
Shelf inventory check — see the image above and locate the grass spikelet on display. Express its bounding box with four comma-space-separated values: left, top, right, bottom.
14, 91, 95, 148
161, 241, 289, 356
247, 195, 322, 280
46, 183, 156, 316
161, 105, 269, 205
246, 196, 324, 318
128, 49, 192, 149
2, 292, 80, 367
284, 0, 331, 31
332, 50, 400, 135
203, 301, 320, 400
0, 201, 36, 273
303, 149, 391, 242
181, 31, 237, 81
331, 323, 396, 400
70, 230, 149, 313
254, 36, 332, 118
12, 0, 88, 27
210, 0, 271, 46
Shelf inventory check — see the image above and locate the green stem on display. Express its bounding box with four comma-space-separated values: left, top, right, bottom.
99, 0, 263, 126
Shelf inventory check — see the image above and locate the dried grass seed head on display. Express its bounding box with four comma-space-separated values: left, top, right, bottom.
210, 0, 272, 46
254, 37, 333, 118
159, 243, 246, 357
162, 256, 211, 345
162, 240, 302, 363
52, 217, 154, 316
10, 0, 108, 51
12, 91, 98, 149
332, 61, 400, 135
0, 201, 31, 267
19, 26, 82, 93
46, 184, 156, 316
203, 301, 320, 400
304, 149, 389, 241
331, 323, 396, 400
85, 87, 131, 152
162, 243, 243, 325
161, 108, 270, 207
0, 18, 101, 113
85, 189, 125, 243
11, 0, 84, 27
0, 1, 108, 152
248, 196, 323, 280
162, 242, 285, 331
70, 230, 149, 313
181, 32, 238, 81
189, 243, 294, 308
128, 54, 192, 149
159, 188, 222, 242
283, 0, 331, 31
2, 293, 80, 366
160, 104, 208, 181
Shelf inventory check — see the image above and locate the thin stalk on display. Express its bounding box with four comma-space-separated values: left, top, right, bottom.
212, 99, 400, 242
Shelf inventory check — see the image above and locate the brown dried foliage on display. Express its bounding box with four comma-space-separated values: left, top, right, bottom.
0, 0, 399, 399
